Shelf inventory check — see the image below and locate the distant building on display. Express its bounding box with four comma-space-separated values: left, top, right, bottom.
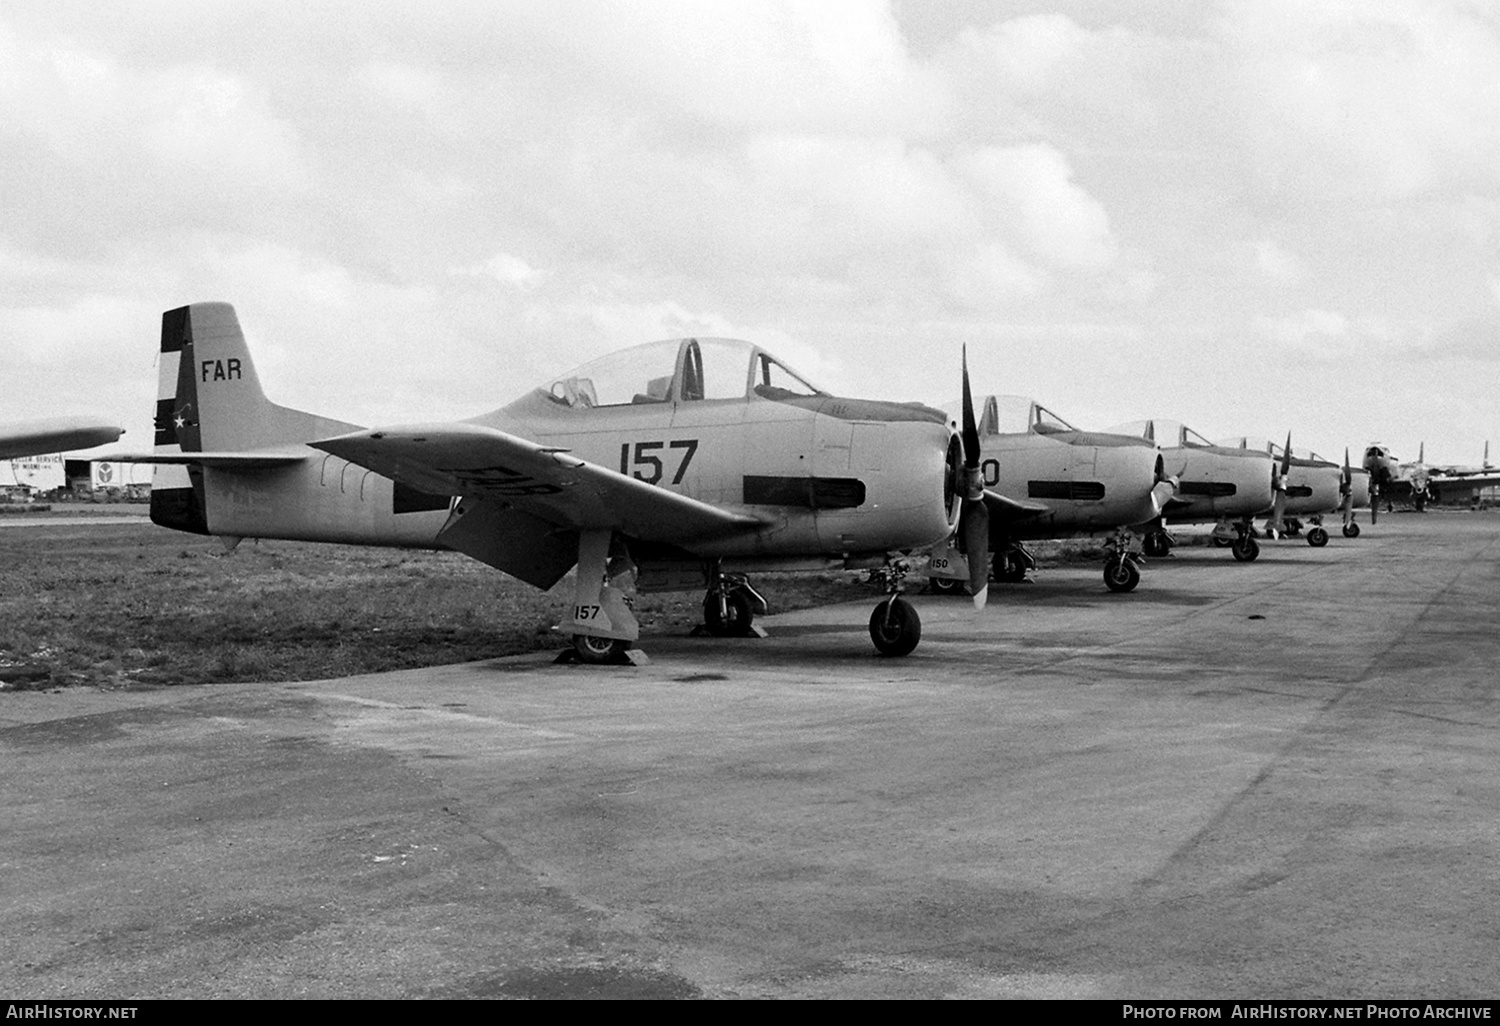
1, 454, 65, 493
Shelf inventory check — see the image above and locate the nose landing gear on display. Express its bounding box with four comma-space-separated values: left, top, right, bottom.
1103, 528, 1145, 592
868, 558, 921, 656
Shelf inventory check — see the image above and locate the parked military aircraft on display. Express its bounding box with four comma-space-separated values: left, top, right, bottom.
121, 303, 982, 661
1217, 436, 1344, 545
926, 396, 1175, 593
1108, 419, 1274, 561
1423, 443, 1500, 506
0, 417, 123, 461
1432, 441, 1493, 478
1364, 442, 1431, 517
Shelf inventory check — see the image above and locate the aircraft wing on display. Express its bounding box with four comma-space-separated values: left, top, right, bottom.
311, 422, 766, 542
1429, 472, 1500, 498
982, 488, 1052, 522
0, 417, 124, 461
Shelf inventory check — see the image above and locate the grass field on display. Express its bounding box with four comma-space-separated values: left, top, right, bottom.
1, 508, 1125, 691
0, 511, 884, 690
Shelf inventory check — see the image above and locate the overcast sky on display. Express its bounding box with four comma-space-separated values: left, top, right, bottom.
3, 0, 1497, 466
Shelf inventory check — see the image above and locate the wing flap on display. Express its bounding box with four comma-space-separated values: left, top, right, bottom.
311, 423, 764, 542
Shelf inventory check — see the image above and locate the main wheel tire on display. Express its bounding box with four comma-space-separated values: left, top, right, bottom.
869, 597, 921, 657
1343, 522, 1360, 538
929, 576, 965, 596
1231, 535, 1260, 562
993, 550, 1028, 583
1103, 556, 1141, 593
1307, 526, 1329, 547
1212, 535, 1232, 548
572, 633, 629, 664
703, 589, 755, 636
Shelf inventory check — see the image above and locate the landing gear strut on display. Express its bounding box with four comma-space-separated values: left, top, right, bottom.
868, 558, 921, 656
701, 569, 768, 637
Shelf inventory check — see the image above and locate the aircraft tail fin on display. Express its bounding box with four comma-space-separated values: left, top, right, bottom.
150, 302, 356, 534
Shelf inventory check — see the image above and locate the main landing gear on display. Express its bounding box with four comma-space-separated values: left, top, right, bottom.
560, 530, 645, 665
1214, 518, 1261, 562
992, 543, 1036, 583
701, 569, 768, 637
868, 559, 921, 657
1141, 529, 1174, 559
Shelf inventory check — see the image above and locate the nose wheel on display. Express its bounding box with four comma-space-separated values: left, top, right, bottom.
1102, 528, 1144, 593
867, 559, 922, 656
1231, 523, 1260, 562
1103, 554, 1142, 593
869, 596, 921, 656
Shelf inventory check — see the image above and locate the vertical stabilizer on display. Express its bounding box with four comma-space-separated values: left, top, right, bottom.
149, 302, 355, 535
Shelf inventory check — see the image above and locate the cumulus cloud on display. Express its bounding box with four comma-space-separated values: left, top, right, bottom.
1255, 239, 1306, 283
2, 2, 1499, 458
956, 144, 1118, 272
1221, 0, 1500, 203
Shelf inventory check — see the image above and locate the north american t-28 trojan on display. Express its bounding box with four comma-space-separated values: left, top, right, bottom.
925, 395, 1176, 594
126, 303, 989, 661
1216, 436, 1351, 544
1108, 419, 1275, 561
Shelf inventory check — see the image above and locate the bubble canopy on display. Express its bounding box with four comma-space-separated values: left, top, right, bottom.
976, 395, 1081, 436
1109, 419, 1219, 448
1217, 437, 1327, 462
536, 337, 825, 409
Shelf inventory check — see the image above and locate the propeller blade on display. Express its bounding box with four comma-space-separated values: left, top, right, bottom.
961, 345, 980, 471
960, 345, 989, 608
1267, 439, 1289, 537
1338, 447, 1354, 522
963, 501, 990, 609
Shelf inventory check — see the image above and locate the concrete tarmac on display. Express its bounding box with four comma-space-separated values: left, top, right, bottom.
2, 514, 1497, 999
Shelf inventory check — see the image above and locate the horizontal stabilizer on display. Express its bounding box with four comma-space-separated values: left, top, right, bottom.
109, 450, 309, 469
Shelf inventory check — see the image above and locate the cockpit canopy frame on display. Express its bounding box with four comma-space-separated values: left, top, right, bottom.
977, 395, 1081, 436
540, 337, 824, 410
